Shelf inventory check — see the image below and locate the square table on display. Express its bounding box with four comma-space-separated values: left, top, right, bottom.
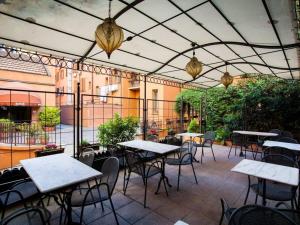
21, 153, 102, 224
231, 159, 299, 205
118, 140, 180, 194
21, 153, 102, 193
233, 130, 278, 157
263, 140, 300, 152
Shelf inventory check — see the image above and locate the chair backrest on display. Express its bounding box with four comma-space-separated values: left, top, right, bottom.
262, 153, 297, 168
1, 207, 49, 225
263, 147, 297, 162
178, 141, 195, 162
269, 129, 282, 135
231, 133, 242, 145
277, 137, 298, 144
281, 131, 294, 139
79, 150, 95, 167
124, 150, 144, 174
228, 205, 297, 225
204, 131, 215, 141
100, 157, 119, 196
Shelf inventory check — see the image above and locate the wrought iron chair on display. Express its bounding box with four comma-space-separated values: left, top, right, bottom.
277, 137, 298, 144
166, 141, 198, 191
281, 131, 294, 139
79, 148, 95, 167
228, 205, 297, 225
228, 133, 243, 159
279, 209, 300, 225
124, 149, 163, 208
219, 198, 236, 225
66, 157, 120, 225
198, 131, 216, 163
0, 179, 40, 219
263, 146, 297, 163
244, 154, 298, 209
0, 206, 51, 225
269, 129, 282, 135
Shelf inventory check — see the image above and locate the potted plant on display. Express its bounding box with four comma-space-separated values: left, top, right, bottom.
167, 128, 176, 136
38, 132, 49, 145
97, 113, 139, 166
215, 127, 230, 145
35, 143, 64, 157
0, 118, 14, 140
147, 128, 159, 142
188, 118, 200, 133
39, 107, 60, 131
25, 124, 41, 145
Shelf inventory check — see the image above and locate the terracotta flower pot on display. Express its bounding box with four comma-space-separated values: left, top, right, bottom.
27, 137, 36, 145
43, 126, 55, 132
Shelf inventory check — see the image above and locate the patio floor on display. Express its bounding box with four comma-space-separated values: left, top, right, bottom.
43, 145, 278, 224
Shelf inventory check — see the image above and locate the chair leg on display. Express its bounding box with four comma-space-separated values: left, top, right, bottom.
177, 165, 181, 191
211, 146, 216, 161
201, 147, 204, 164
234, 146, 237, 156
109, 197, 120, 225
191, 163, 198, 184
123, 171, 131, 195
144, 178, 148, 208
228, 145, 233, 159
255, 193, 258, 204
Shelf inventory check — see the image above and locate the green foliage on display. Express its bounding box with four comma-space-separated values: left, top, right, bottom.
215, 127, 230, 142
0, 118, 15, 132
39, 107, 60, 127
176, 76, 300, 139
97, 113, 139, 147
81, 139, 90, 146
188, 118, 200, 133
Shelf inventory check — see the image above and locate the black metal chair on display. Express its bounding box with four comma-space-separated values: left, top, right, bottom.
228, 204, 297, 225
277, 137, 298, 144
228, 133, 243, 159
194, 131, 216, 163
0, 206, 51, 225
244, 154, 298, 209
79, 148, 95, 167
281, 131, 294, 139
166, 141, 198, 191
269, 129, 282, 135
67, 157, 120, 225
279, 209, 300, 225
0, 179, 40, 219
263, 146, 297, 163
219, 198, 236, 225
124, 150, 163, 207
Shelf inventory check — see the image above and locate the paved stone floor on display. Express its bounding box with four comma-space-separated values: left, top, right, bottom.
43, 144, 279, 225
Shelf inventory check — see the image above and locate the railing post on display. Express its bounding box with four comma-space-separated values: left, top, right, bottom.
143, 77, 147, 140
76, 82, 81, 159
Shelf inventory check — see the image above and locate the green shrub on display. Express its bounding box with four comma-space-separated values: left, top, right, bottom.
97, 113, 139, 147
39, 107, 60, 127
215, 127, 230, 142
188, 118, 200, 133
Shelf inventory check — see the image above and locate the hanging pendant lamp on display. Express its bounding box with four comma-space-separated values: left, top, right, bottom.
221, 63, 233, 89
185, 43, 202, 79
95, 0, 124, 59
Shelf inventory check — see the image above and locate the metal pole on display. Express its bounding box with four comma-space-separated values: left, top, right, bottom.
76, 82, 80, 159
143, 78, 147, 140
180, 95, 184, 132
199, 96, 202, 133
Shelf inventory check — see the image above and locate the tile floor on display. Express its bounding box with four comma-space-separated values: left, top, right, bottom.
44, 144, 277, 225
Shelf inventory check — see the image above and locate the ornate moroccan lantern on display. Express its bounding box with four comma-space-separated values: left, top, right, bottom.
95, 0, 124, 59
221, 63, 233, 89
185, 44, 202, 79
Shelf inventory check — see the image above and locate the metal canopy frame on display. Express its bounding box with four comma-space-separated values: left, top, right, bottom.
0, 0, 299, 88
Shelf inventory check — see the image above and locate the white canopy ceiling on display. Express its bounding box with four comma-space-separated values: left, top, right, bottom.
0, 0, 299, 88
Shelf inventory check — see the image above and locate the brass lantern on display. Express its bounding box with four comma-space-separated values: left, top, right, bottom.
95, 0, 124, 59
185, 47, 202, 79
221, 63, 233, 88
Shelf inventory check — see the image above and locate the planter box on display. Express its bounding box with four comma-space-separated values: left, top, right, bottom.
43, 126, 55, 132
80, 143, 99, 151
35, 148, 64, 157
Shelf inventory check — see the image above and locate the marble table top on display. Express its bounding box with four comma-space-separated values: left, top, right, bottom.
174, 221, 189, 225
21, 153, 102, 193
263, 140, 300, 152
118, 140, 179, 154
231, 159, 299, 186
233, 130, 278, 137
176, 133, 203, 138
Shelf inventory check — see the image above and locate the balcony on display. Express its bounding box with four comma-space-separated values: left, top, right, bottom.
129, 80, 140, 90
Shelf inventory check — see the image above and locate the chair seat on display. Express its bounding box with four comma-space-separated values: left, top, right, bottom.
138, 151, 157, 161
131, 164, 161, 178
251, 182, 294, 201
166, 158, 191, 165
1, 181, 39, 206
70, 185, 109, 207
225, 207, 236, 221
279, 210, 300, 224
